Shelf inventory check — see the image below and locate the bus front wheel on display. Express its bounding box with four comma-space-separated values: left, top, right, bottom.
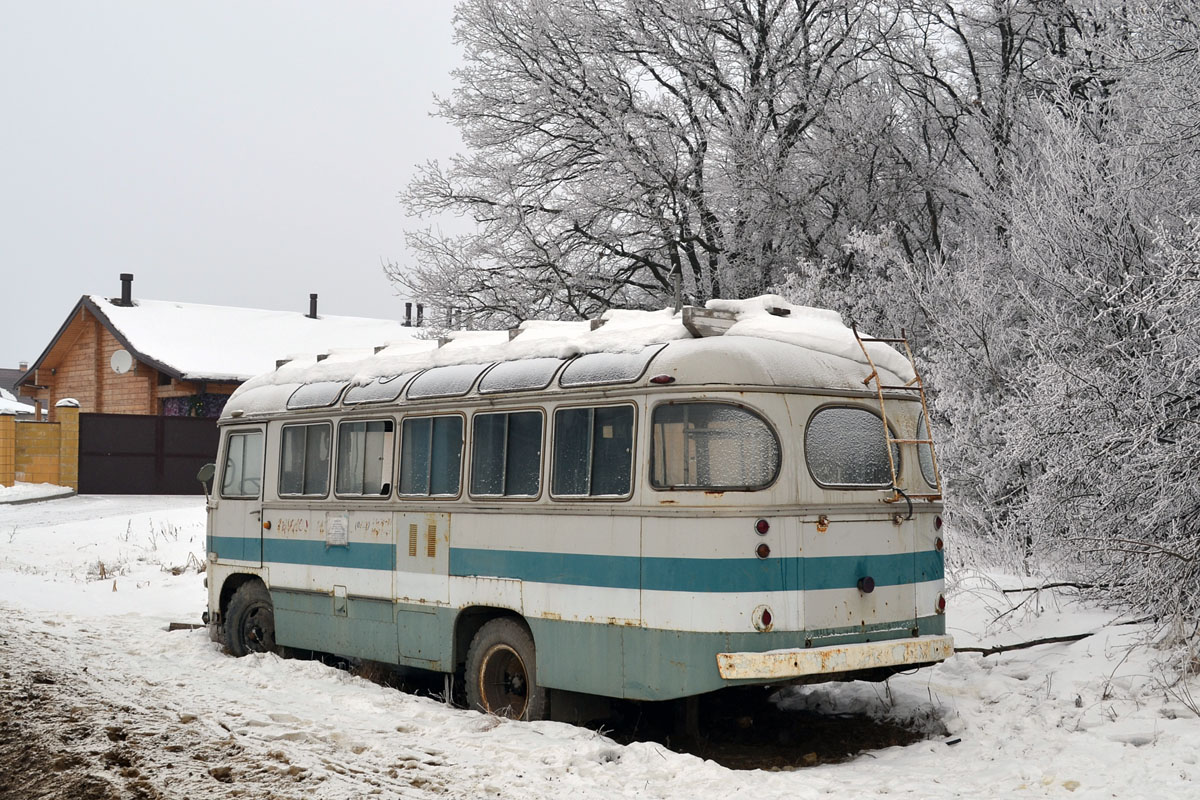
225, 581, 279, 657
465, 618, 548, 721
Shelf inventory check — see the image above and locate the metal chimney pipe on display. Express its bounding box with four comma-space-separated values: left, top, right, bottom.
308, 293, 318, 319
120, 273, 133, 306
404, 302, 413, 327
416, 303, 424, 327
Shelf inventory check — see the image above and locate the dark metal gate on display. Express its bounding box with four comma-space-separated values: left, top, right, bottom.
78, 413, 219, 494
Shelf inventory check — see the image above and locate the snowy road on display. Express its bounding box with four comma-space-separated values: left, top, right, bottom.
2, 494, 1199, 798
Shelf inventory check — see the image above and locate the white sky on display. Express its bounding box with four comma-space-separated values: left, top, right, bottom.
0, 1, 461, 368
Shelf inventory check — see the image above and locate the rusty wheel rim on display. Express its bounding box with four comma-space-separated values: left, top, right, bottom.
240, 601, 275, 653
478, 643, 528, 718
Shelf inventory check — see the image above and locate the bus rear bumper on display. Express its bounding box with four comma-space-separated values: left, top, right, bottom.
716, 634, 954, 680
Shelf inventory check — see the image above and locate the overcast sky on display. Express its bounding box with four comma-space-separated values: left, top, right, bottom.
0, 1, 461, 368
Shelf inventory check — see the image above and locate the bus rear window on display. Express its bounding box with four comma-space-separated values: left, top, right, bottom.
805, 407, 897, 488
650, 403, 779, 490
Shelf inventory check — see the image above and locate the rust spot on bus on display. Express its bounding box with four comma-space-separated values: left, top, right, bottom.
704, 491, 725, 498
659, 499, 678, 505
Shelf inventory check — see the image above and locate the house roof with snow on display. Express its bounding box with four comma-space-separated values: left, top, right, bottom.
19, 292, 424, 388
0, 387, 34, 415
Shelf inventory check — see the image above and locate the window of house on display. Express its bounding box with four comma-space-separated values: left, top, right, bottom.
470, 411, 543, 497
336, 420, 395, 496
279, 423, 331, 497
650, 403, 779, 490
221, 430, 264, 498
805, 406, 898, 488
552, 405, 634, 497
399, 415, 464, 496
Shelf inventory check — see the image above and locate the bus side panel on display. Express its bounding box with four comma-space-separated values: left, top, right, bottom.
272, 588, 401, 664
527, 618, 626, 698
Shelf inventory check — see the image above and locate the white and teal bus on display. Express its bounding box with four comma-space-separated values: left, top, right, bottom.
203, 298, 952, 720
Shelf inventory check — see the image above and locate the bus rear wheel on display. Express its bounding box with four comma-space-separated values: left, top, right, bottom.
465, 618, 547, 721
225, 581, 279, 657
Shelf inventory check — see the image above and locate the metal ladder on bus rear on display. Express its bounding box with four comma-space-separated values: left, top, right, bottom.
851, 325, 943, 503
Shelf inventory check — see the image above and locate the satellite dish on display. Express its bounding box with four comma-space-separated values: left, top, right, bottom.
110, 349, 134, 374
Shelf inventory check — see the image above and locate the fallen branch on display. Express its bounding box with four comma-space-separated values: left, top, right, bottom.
955, 632, 1094, 657
1000, 582, 1097, 593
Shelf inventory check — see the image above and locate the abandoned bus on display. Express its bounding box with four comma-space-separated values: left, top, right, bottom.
202, 297, 952, 720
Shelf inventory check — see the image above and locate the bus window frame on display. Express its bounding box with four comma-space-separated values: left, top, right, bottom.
277, 421, 333, 500
396, 412, 466, 500
803, 403, 900, 491
219, 426, 266, 500
648, 399, 782, 492
333, 416, 397, 500
467, 407, 546, 501
549, 401, 638, 502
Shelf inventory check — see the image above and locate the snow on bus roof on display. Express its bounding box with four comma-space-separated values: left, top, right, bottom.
224, 296, 913, 416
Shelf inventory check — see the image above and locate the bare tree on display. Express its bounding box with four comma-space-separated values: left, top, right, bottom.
391, 0, 932, 325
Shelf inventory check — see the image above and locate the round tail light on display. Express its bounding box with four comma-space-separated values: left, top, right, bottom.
752, 605, 774, 632
935, 537, 944, 552
935, 515, 943, 530
935, 594, 947, 614
755, 518, 770, 535
755, 543, 771, 559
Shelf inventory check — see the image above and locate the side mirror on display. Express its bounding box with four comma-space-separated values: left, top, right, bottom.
197, 462, 216, 502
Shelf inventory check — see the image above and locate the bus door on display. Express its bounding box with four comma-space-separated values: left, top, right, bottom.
217, 427, 266, 564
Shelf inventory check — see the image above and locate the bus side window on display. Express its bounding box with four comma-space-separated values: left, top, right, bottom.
221, 430, 264, 498
399, 415, 463, 496
470, 411, 543, 497
650, 403, 779, 490
552, 405, 634, 497
279, 423, 331, 497
336, 420, 395, 497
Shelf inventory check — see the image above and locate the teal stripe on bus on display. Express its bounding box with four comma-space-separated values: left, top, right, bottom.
211, 536, 394, 571
212, 536, 942, 591
449, 548, 944, 593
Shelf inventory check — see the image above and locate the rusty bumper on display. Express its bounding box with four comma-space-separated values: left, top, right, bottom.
716, 634, 954, 680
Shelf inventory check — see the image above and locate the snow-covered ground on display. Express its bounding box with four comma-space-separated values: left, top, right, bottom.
1, 495, 1197, 798
0, 480, 76, 505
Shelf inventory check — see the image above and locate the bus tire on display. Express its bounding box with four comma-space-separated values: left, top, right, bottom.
465, 618, 548, 721
225, 581, 280, 657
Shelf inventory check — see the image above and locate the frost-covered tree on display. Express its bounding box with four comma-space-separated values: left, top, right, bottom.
846, 3, 1200, 633
391, 0, 939, 325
